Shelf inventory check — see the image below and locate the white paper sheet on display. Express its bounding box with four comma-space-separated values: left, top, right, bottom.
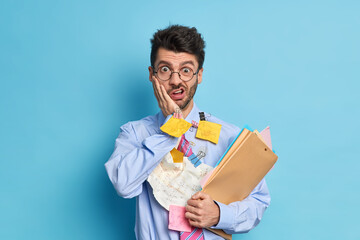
147, 152, 213, 210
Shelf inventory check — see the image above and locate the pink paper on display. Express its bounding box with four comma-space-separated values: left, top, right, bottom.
168, 205, 192, 232
260, 126, 275, 171
200, 169, 214, 188
260, 126, 272, 150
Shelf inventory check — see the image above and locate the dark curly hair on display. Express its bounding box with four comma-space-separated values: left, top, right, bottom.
150, 25, 206, 70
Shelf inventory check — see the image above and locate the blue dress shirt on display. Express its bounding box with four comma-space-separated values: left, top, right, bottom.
105, 103, 270, 239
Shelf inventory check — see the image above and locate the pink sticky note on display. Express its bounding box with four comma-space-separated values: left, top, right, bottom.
200, 169, 214, 188
260, 126, 272, 150
168, 205, 192, 232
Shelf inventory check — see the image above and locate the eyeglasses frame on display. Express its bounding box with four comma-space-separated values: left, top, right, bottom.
151, 66, 200, 82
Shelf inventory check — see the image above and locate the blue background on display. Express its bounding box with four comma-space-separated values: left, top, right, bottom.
1, 1, 359, 239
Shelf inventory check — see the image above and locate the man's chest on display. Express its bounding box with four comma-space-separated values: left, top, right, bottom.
183, 127, 225, 168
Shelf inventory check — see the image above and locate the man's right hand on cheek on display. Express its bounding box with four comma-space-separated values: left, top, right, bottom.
151, 76, 181, 117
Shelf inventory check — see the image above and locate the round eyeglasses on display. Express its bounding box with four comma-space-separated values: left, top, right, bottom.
152, 66, 199, 82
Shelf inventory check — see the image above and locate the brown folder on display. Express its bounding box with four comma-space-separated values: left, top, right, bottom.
202, 129, 278, 239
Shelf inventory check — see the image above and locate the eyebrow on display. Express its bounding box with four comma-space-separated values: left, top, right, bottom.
156, 60, 196, 68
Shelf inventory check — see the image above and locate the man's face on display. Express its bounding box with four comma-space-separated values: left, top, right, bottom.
149, 48, 203, 111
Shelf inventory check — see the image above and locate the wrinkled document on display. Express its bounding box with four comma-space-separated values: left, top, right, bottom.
148, 152, 213, 210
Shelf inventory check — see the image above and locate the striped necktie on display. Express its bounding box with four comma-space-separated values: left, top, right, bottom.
177, 134, 204, 240
180, 227, 204, 240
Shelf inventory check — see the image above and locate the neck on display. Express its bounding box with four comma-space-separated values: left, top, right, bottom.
181, 100, 194, 119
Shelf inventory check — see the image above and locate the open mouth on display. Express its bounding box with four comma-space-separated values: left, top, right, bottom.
170, 88, 185, 100
173, 89, 183, 95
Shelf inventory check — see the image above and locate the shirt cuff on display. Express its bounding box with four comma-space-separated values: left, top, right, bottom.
163, 114, 173, 124
211, 201, 235, 230
156, 114, 173, 135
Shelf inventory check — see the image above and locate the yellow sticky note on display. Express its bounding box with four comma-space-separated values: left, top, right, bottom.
170, 148, 184, 163
160, 116, 192, 137
196, 121, 222, 144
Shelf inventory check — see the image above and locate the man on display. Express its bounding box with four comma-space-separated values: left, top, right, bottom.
105, 25, 270, 239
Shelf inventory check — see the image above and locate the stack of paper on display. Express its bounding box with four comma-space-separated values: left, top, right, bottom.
201, 128, 278, 239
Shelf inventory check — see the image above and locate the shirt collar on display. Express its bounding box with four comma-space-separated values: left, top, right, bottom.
185, 102, 201, 123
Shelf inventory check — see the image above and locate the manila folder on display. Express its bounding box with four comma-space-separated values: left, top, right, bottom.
202, 131, 278, 239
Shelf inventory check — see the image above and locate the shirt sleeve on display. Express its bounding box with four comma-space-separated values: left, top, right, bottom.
104, 120, 178, 199
211, 178, 271, 234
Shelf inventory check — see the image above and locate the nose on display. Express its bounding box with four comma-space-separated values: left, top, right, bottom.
169, 72, 182, 85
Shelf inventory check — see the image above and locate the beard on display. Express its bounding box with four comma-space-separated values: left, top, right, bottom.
168, 78, 198, 111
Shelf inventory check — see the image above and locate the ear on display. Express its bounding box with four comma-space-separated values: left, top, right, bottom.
148, 66, 154, 81
197, 68, 203, 84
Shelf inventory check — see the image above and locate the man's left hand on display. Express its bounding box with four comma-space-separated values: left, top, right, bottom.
185, 191, 220, 228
